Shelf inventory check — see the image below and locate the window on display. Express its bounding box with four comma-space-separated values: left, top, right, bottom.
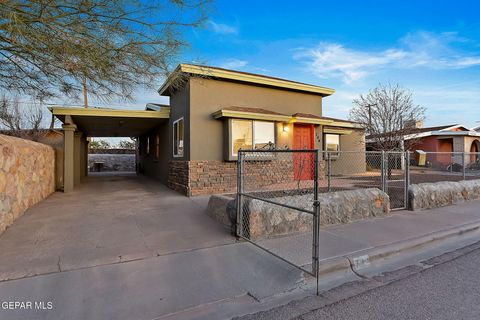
155, 134, 160, 158
146, 137, 150, 155
230, 119, 275, 158
324, 134, 340, 155
173, 118, 184, 157
254, 121, 275, 149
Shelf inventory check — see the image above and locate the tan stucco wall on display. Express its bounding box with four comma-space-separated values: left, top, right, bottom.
0, 134, 55, 235
329, 129, 367, 175
464, 137, 480, 153
189, 78, 324, 161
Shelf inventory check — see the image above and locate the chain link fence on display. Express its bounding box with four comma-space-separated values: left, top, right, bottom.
410, 152, 480, 184
318, 151, 408, 209
236, 149, 480, 294
236, 150, 319, 278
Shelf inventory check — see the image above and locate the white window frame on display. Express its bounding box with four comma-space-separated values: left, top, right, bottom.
324, 133, 340, 158
228, 119, 276, 160
173, 117, 184, 158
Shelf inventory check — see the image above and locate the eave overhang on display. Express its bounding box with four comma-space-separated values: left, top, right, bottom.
323, 128, 353, 135
291, 116, 363, 129
212, 109, 292, 122
159, 64, 335, 97
48, 106, 170, 137
212, 108, 363, 130
49, 106, 170, 119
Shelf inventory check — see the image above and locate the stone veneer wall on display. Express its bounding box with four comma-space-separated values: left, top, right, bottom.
88, 154, 135, 172
0, 134, 55, 234
168, 160, 302, 196
168, 160, 189, 195
207, 188, 390, 240
408, 180, 480, 211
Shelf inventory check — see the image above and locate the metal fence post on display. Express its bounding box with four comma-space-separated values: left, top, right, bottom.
313, 149, 320, 296
381, 150, 386, 192
327, 152, 332, 192
236, 151, 244, 238
462, 152, 466, 181
405, 151, 410, 208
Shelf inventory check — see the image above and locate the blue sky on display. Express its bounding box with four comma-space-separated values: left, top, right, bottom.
105, 0, 480, 128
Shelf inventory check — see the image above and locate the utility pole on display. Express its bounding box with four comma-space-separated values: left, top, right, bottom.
364, 103, 377, 134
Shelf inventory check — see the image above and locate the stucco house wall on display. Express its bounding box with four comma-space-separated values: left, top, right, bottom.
137, 67, 366, 196
328, 130, 367, 175
409, 134, 480, 167
189, 77, 324, 161
138, 82, 190, 187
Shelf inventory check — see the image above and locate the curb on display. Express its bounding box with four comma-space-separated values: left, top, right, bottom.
317, 220, 480, 278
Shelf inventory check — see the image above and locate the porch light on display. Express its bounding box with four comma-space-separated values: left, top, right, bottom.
282, 123, 289, 133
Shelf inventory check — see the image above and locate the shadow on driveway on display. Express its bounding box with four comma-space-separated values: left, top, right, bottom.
0, 173, 234, 281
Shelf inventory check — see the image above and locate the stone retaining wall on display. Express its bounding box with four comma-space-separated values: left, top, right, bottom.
88, 154, 135, 172
89, 148, 135, 154
0, 134, 55, 235
207, 188, 390, 240
408, 180, 480, 211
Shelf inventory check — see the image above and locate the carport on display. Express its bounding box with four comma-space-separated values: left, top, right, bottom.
49, 106, 170, 192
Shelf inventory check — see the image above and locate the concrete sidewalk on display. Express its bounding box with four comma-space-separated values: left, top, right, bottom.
1, 199, 480, 320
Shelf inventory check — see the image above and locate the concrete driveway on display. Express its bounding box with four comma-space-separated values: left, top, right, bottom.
0, 173, 234, 281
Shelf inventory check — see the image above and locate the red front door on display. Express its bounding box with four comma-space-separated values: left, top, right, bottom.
293, 124, 315, 180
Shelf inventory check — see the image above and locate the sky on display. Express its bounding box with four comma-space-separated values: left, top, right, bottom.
96, 0, 480, 129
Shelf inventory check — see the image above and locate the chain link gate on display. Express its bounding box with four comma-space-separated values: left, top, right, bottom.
235, 149, 411, 295
383, 151, 409, 210
236, 149, 321, 293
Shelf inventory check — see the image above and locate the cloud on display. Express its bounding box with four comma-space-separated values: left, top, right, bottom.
295, 31, 480, 83
208, 20, 238, 35
218, 58, 248, 69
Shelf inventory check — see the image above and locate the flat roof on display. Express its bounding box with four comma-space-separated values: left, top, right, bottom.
158, 64, 335, 97
49, 106, 170, 137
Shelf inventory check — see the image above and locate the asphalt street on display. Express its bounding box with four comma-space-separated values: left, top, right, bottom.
239, 244, 480, 320
306, 247, 480, 319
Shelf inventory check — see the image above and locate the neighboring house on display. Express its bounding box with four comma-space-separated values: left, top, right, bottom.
49, 64, 365, 195
367, 124, 480, 168
138, 64, 365, 196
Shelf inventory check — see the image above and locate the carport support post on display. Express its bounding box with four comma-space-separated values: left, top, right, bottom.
62, 123, 77, 193
462, 152, 466, 181
74, 132, 82, 186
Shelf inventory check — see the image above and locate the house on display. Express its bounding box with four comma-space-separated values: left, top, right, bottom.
49, 64, 365, 195
367, 123, 480, 168
137, 64, 365, 196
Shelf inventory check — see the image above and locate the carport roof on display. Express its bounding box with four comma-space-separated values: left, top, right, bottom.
49, 106, 170, 137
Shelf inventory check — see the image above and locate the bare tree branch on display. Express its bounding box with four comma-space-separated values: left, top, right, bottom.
349, 83, 426, 151
0, 95, 45, 140
0, 0, 210, 101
